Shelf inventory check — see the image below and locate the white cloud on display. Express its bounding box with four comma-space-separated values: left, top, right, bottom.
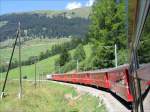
66, 1, 82, 10
86, 0, 95, 7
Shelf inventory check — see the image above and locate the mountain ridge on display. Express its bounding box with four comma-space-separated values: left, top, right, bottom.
1, 7, 91, 18
0, 7, 91, 42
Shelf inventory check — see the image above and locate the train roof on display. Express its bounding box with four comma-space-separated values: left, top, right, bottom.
53, 64, 129, 75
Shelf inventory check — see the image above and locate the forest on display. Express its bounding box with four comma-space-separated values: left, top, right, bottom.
0, 9, 90, 42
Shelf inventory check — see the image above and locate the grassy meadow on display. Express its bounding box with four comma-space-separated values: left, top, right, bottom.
0, 80, 106, 112
0, 38, 70, 64
0, 37, 92, 79
1, 44, 92, 79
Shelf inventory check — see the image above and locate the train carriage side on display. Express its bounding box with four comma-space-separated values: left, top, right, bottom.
90, 72, 109, 89
52, 74, 62, 81
136, 64, 150, 94
72, 73, 78, 83
79, 72, 92, 85
107, 67, 133, 102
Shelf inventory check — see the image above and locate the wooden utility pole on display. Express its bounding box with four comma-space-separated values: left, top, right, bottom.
39, 73, 40, 87
34, 61, 37, 89
115, 44, 118, 68
38, 61, 40, 87
1, 22, 20, 99
0, 56, 2, 91
18, 22, 23, 99
76, 59, 79, 72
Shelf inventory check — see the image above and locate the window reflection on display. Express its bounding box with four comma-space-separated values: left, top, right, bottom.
138, 10, 150, 64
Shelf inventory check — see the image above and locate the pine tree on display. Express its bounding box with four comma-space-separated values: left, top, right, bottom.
73, 44, 86, 61
59, 48, 71, 66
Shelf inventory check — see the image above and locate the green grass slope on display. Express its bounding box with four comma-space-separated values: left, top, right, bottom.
0, 81, 106, 112
1, 44, 92, 79
1, 54, 58, 79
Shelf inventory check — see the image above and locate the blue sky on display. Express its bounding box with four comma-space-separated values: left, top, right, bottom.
0, 0, 95, 15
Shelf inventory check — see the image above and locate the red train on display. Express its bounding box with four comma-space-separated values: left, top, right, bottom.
49, 65, 149, 103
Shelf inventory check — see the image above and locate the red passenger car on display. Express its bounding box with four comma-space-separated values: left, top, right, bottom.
51, 64, 150, 103
106, 66, 133, 102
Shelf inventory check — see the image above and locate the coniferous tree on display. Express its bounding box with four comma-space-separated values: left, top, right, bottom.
59, 48, 71, 66
73, 44, 86, 61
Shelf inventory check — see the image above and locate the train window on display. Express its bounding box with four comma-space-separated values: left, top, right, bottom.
138, 10, 150, 64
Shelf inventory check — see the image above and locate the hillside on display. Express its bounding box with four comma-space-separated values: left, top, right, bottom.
31, 7, 91, 18
0, 7, 91, 42
1, 44, 92, 79
0, 38, 70, 64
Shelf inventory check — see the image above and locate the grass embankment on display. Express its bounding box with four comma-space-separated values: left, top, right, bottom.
1, 44, 92, 79
0, 81, 106, 112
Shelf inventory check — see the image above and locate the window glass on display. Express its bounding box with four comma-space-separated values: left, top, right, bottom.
138, 10, 150, 64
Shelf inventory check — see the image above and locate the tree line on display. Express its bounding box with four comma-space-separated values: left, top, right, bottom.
0, 13, 90, 42
0, 38, 83, 72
